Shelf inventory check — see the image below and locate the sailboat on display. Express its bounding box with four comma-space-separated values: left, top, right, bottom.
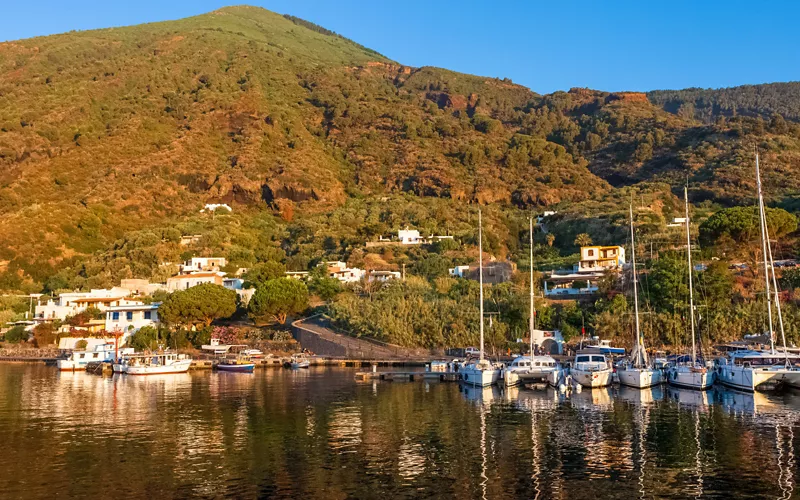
507, 217, 559, 384
666, 186, 715, 390
618, 204, 664, 388
461, 209, 502, 387
716, 151, 800, 391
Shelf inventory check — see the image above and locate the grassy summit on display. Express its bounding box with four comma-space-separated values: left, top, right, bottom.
1, 6, 800, 289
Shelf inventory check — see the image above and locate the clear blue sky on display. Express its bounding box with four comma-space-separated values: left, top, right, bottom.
3, 0, 799, 94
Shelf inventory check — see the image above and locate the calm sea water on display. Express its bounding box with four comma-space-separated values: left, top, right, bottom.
1, 364, 799, 499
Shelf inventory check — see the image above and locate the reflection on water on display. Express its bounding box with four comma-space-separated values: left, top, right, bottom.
1, 365, 800, 499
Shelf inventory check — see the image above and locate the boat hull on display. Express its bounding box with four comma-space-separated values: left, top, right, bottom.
291, 361, 310, 369
572, 368, 613, 388
125, 360, 192, 375
461, 366, 501, 387
667, 366, 714, 390
618, 368, 664, 389
217, 363, 255, 373
717, 365, 800, 392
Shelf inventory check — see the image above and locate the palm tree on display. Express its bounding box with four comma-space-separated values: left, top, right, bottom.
574, 233, 593, 247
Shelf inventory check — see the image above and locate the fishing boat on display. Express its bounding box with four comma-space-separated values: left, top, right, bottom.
716, 152, 800, 391
618, 204, 664, 389
290, 354, 310, 369
217, 356, 256, 373
460, 209, 502, 387
667, 187, 715, 390
571, 349, 614, 388
57, 343, 134, 371
114, 352, 192, 375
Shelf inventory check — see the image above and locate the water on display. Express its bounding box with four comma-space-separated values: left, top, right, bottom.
1, 365, 799, 499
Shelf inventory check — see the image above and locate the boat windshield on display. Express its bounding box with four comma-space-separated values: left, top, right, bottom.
576, 355, 590, 363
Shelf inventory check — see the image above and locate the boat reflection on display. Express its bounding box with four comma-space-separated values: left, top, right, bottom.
666, 385, 715, 410
617, 384, 665, 405
459, 383, 501, 403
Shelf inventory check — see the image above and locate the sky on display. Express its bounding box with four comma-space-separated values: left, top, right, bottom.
2, 0, 800, 94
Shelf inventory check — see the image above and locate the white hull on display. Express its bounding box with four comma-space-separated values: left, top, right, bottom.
291, 361, 310, 369
572, 368, 613, 388
461, 366, 501, 387
667, 366, 714, 390
717, 365, 800, 392
618, 368, 663, 389
124, 359, 192, 375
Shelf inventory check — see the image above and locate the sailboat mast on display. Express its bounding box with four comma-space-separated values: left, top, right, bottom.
529, 217, 535, 358
758, 160, 789, 363
629, 204, 643, 366
685, 186, 697, 365
755, 152, 776, 353
479, 209, 485, 361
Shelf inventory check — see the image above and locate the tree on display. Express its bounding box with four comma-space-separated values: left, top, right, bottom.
646, 254, 688, 312
309, 276, 341, 301
249, 278, 309, 324
546, 233, 555, 247
127, 326, 160, 351
412, 254, 450, 281
242, 261, 286, 288
574, 233, 593, 247
699, 206, 797, 247
33, 323, 57, 346
159, 283, 237, 329
3, 325, 28, 343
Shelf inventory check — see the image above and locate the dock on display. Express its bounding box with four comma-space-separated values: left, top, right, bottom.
355, 370, 461, 382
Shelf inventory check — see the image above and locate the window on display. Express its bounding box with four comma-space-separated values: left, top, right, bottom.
79, 354, 85, 359
112, 312, 119, 321
591, 356, 606, 362
144, 311, 152, 320
576, 356, 590, 363
587, 249, 594, 257
126, 312, 133, 321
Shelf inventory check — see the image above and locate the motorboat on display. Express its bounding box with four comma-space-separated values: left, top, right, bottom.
217, 356, 256, 373
715, 350, 800, 391
290, 354, 310, 369
507, 355, 559, 383
571, 349, 613, 388
114, 352, 192, 375
461, 209, 501, 387
667, 186, 715, 390
617, 204, 663, 389
57, 343, 133, 371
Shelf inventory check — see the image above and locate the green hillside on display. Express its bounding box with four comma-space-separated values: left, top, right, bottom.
2, 5, 800, 292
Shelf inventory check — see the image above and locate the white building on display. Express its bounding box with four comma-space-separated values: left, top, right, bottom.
35, 287, 135, 322
180, 257, 227, 273
667, 217, 688, 228
201, 203, 232, 213
544, 245, 625, 297
398, 228, 422, 245
326, 261, 366, 283
285, 271, 310, 281
223, 278, 244, 290
105, 303, 160, 334
448, 265, 470, 278
368, 270, 401, 283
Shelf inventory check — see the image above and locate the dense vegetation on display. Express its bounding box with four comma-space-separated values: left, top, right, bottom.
649, 82, 800, 122
4, 6, 800, 350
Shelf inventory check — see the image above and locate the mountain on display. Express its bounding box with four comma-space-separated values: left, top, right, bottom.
648, 82, 800, 122
1, 6, 800, 290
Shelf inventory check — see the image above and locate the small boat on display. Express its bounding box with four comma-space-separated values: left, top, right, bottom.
115, 352, 192, 375
571, 349, 613, 388
57, 343, 133, 371
667, 187, 715, 390
618, 204, 663, 389
290, 355, 310, 369
217, 356, 255, 373
460, 209, 501, 387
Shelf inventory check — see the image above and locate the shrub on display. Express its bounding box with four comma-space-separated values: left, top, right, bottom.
3, 325, 28, 343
